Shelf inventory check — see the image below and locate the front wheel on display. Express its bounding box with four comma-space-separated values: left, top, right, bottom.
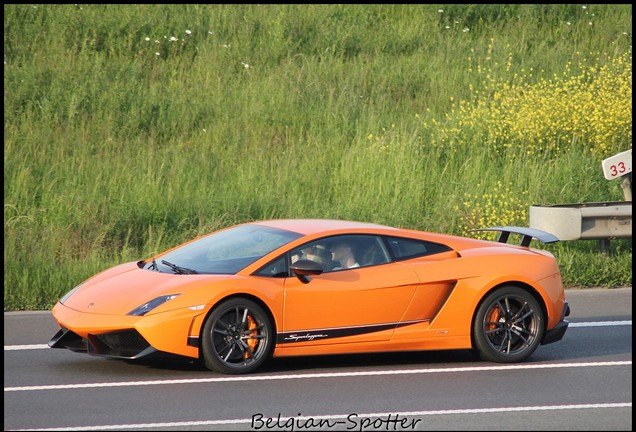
473, 286, 544, 363
201, 298, 274, 374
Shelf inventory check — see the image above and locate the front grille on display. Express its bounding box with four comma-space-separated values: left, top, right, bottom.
87, 329, 154, 359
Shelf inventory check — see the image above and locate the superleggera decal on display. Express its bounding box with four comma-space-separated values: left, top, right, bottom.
277, 320, 428, 344
284, 333, 329, 342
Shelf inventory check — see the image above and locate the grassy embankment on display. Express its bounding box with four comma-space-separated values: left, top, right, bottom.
4, 4, 632, 310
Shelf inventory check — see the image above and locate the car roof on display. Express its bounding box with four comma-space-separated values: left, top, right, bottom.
250, 219, 398, 236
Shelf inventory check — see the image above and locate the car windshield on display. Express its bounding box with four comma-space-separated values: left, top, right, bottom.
148, 224, 302, 274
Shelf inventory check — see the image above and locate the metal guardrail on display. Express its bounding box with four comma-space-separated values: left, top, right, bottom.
529, 201, 631, 241
529, 149, 632, 252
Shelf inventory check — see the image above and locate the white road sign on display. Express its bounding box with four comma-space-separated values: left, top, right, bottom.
602, 149, 632, 180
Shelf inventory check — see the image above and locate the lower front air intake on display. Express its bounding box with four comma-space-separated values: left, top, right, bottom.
87, 329, 157, 359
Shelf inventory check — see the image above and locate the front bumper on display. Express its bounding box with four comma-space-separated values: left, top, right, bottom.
49, 301, 201, 359
49, 326, 157, 359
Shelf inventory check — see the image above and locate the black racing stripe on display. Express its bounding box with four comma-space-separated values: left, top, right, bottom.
277, 320, 427, 344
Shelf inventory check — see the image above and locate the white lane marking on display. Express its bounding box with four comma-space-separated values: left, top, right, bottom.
5, 344, 50, 350
3, 320, 632, 352
4, 361, 631, 392
569, 320, 632, 327
8, 403, 633, 431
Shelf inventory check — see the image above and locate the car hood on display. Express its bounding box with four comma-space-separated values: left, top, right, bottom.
62, 261, 230, 315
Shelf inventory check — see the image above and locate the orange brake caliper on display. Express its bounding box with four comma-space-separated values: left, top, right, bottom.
244, 315, 258, 359
487, 306, 501, 332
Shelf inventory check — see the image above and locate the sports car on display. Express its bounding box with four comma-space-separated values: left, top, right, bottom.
49, 219, 570, 374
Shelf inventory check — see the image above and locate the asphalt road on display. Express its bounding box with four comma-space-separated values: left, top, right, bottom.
4, 288, 632, 431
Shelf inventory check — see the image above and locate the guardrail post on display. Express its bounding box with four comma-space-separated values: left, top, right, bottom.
620, 173, 632, 202
598, 239, 611, 255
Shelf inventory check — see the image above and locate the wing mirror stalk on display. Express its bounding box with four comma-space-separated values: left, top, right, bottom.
290, 259, 323, 284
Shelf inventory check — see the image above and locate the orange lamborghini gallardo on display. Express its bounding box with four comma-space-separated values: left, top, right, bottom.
49, 219, 570, 374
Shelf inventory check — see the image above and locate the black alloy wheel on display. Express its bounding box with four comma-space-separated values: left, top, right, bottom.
473, 286, 545, 363
201, 298, 274, 374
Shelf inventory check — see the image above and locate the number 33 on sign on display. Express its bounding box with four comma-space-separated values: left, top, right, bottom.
602, 149, 632, 180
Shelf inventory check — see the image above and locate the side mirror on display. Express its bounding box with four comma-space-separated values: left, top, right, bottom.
290, 259, 323, 284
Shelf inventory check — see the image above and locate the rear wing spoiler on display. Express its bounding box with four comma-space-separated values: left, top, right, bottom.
469, 226, 559, 247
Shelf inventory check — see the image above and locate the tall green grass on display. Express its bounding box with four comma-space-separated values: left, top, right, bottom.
4, 4, 632, 310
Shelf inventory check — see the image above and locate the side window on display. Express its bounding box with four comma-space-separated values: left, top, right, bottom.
290, 240, 336, 272
384, 236, 453, 261
322, 235, 389, 272
254, 235, 394, 277
253, 255, 288, 278
357, 236, 390, 267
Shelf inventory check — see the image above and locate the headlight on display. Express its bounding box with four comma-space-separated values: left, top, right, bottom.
60, 283, 85, 304
127, 294, 182, 316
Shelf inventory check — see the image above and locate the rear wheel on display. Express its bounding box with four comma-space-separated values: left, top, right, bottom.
201, 298, 273, 374
473, 286, 544, 363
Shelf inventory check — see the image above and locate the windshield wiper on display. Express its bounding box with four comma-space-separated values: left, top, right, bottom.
161, 260, 198, 275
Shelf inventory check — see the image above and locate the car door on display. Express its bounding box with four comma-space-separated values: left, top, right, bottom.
280, 235, 421, 346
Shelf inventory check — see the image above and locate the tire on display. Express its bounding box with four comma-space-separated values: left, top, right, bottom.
201, 298, 274, 374
473, 286, 544, 363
